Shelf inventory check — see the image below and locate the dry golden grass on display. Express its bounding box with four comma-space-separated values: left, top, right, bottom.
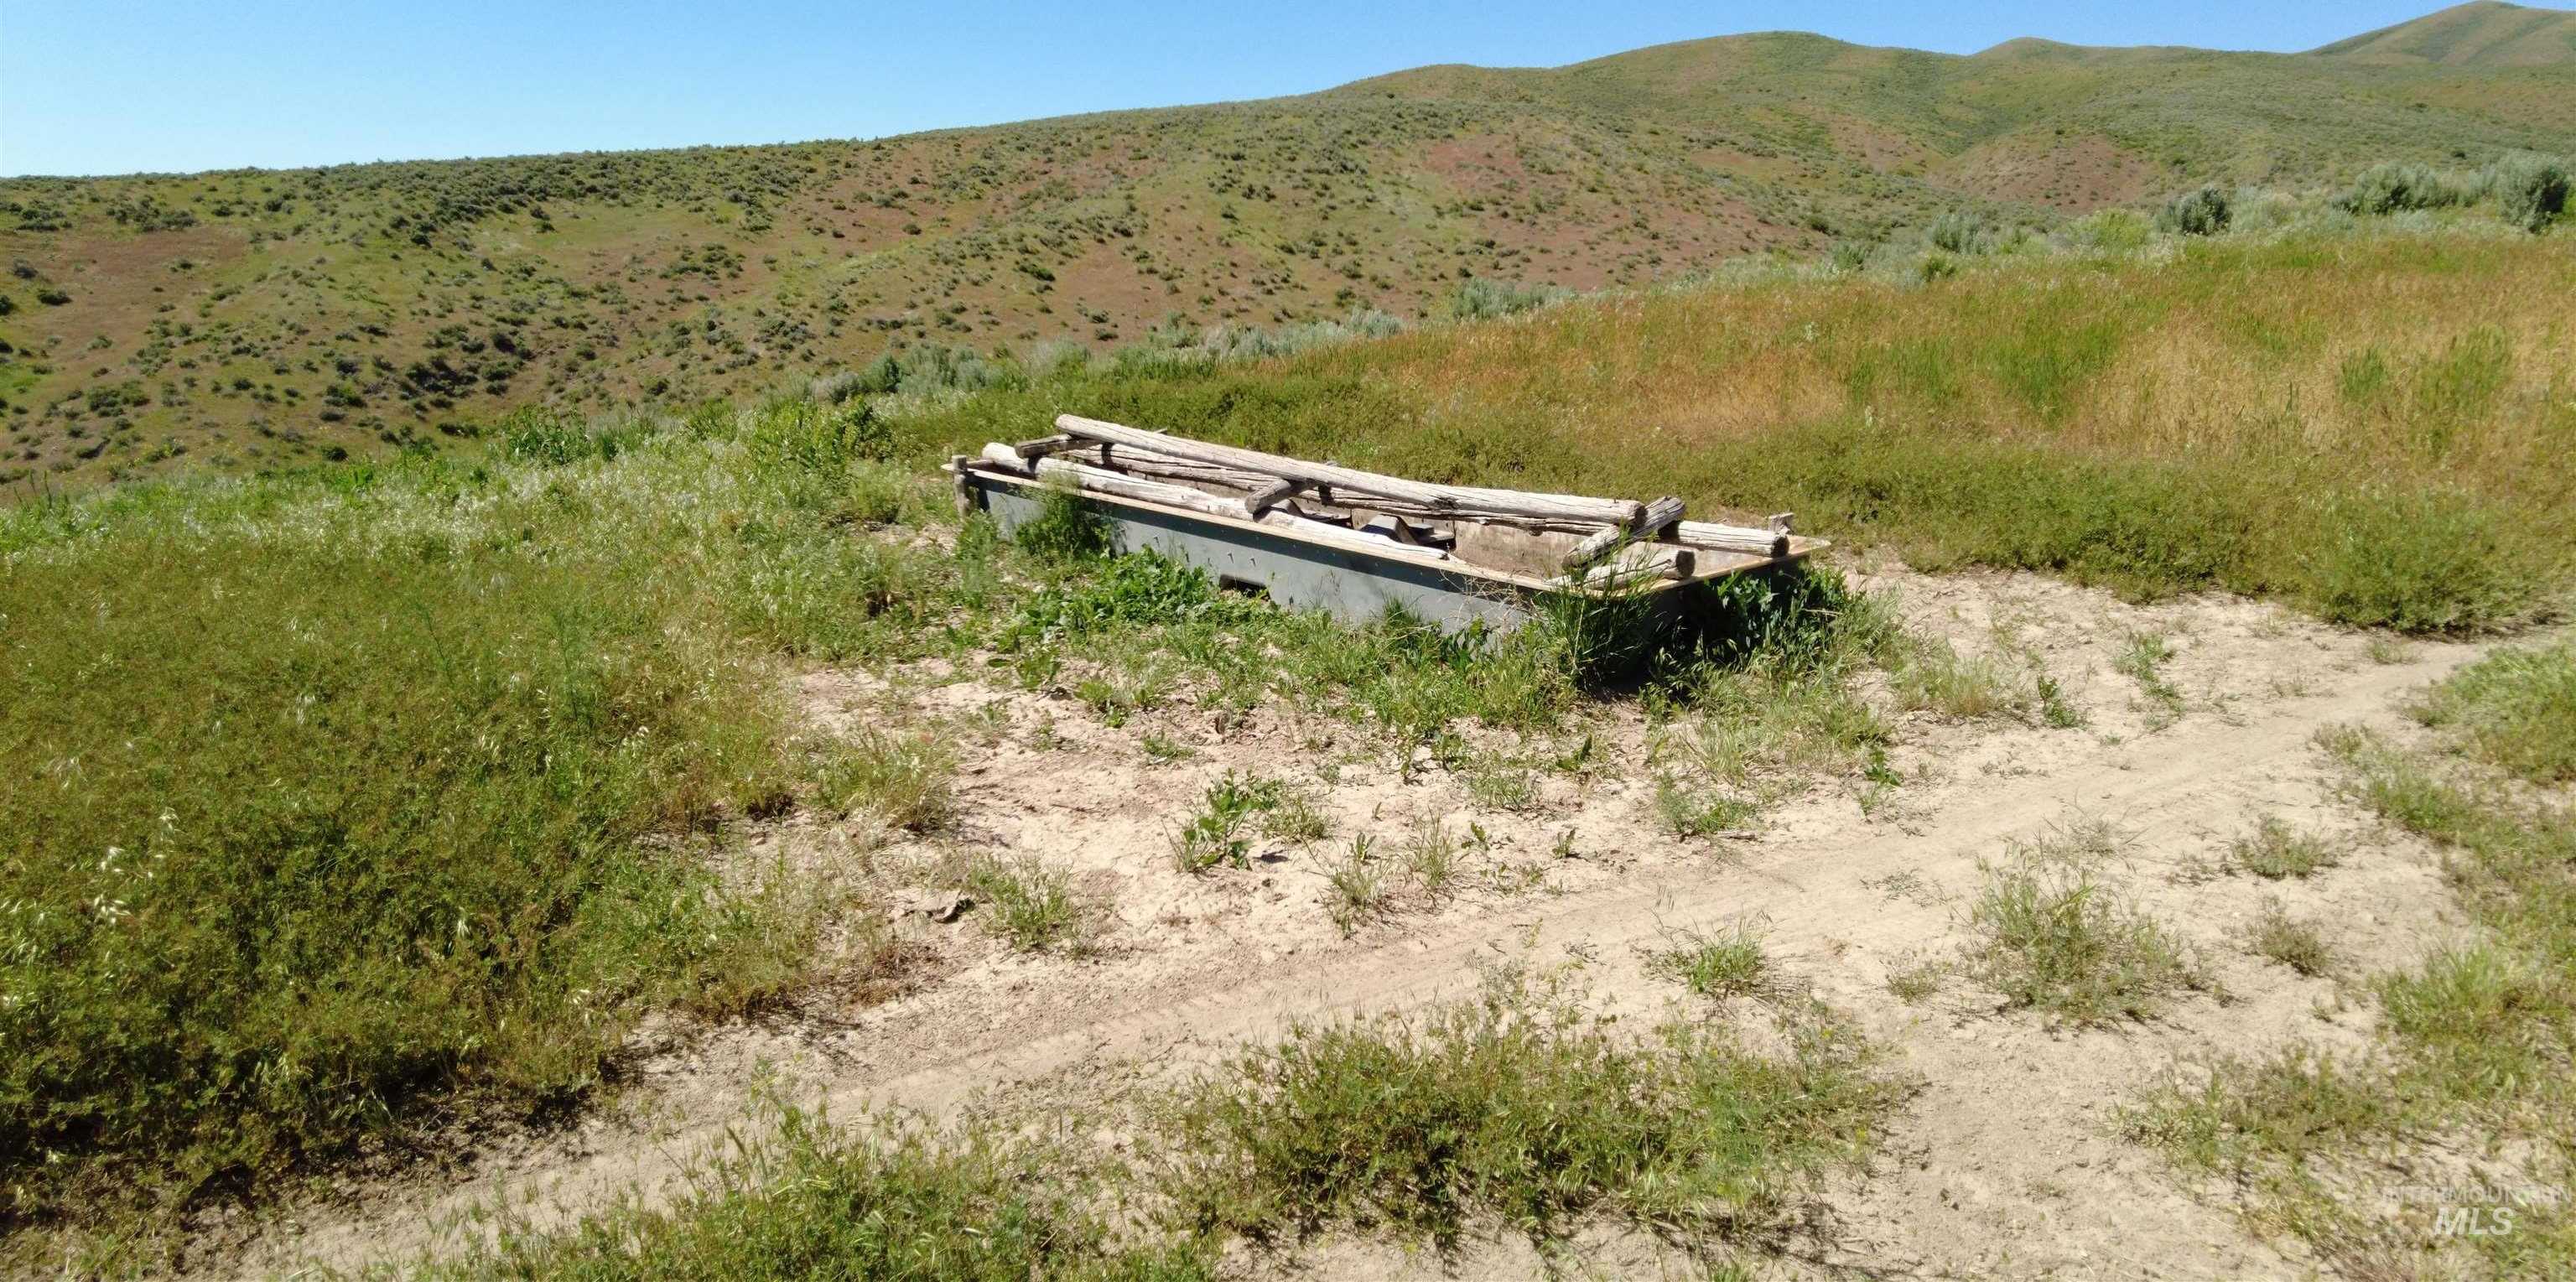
1306, 233, 2576, 513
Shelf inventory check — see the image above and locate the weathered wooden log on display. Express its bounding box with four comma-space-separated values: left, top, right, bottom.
1009, 433, 1077, 460
1057, 415, 1644, 527
1673, 520, 1790, 558
1551, 542, 1696, 590
979, 442, 1034, 473
1243, 478, 1300, 513
1254, 508, 1449, 563
1104, 445, 1614, 533
1031, 458, 1252, 522
1563, 495, 1687, 568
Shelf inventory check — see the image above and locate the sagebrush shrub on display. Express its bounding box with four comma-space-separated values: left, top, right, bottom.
2338, 161, 2463, 215
2485, 152, 2570, 233
1929, 210, 1990, 254
2158, 186, 2231, 236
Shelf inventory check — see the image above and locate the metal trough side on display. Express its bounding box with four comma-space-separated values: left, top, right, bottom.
951, 463, 1822, 632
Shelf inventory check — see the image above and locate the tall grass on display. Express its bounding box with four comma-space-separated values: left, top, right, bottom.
883, 230, 2576, 632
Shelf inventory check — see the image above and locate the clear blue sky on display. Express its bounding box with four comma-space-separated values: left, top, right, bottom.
0, 1, 2506, 177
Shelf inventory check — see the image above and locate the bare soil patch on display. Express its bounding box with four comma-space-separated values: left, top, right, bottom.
229, 564, 2489, 1278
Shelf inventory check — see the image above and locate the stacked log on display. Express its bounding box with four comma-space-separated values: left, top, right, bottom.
961, 416, 1800, 587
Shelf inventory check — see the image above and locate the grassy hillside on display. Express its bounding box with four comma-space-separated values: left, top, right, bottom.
2314, 0, 2576, 65
1, 3, 2571, 489
6, 200, 2573, 1264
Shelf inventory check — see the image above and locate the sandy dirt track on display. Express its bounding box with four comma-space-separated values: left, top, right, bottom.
238, 570, 2489, 1279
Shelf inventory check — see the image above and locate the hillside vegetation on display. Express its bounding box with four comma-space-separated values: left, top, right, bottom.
886, 219, 2575, 632
2, 3, 2573, 487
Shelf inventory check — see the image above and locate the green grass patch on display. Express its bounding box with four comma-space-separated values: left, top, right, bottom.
0, 445, 890, 1238
1965, 866, 2211, 1025
420, 1105, 1213, 1280
1156, 970, 1894, 1257
2412, 640, 2576, 784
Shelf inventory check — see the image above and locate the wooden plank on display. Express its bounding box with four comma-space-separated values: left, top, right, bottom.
950, 455, 975, 518
1674, 519, 1790, 558
1563, 495, 1687, 568
1008, 433, 1076, 460
1031, 457, 1251, 522
1104, 446, 1619, 533
1057, 414, 1644, 527
1551, 542, 1695, 589
1243, 477, 1299, 513
1254, 508, 1449, 563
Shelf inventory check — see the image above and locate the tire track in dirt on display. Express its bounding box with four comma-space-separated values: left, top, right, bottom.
258, 640, 2475, 1276
834, 641, 2468, 1116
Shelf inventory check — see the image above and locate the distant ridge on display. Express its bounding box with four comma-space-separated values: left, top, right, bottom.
3, 3, 2573, 488
2312, 0, 2576, 66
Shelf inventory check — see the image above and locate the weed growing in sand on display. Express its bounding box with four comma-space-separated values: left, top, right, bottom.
1322, 835, 1386, 936
1257, 785, 1330, 844
1966, 865, 2210, 1025
1169, 772, 1287, 874
1156, 968, 1895, 1257
418, 1104, 1213, 1280
1400, 819, 1463, 896
813, 731, 956, 832
966, 856, 1093, 953
1654, 772, 1761, 838
2225, 816, 2341, 880
1891, 636, 2028, 720
1885, 958, 1947, 1004
2034, 672, 2089, 729
2246, 901, 2333, 977
1652, 922, 1784, 1002
2116, 631, 2185, 726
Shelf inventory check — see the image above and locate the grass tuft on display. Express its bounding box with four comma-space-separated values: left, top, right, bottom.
2247, 901, 2334, 977
2225, 816, 2341, 880
1652, 922, 1784, 1003
1965, 865, 2210, 1025
965, 855, 1094, 953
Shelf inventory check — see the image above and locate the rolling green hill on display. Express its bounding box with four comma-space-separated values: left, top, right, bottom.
0, 2, 2568, 489
2313, 0, 2576, 65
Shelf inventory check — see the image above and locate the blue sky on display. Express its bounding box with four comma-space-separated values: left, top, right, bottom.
0, 1, 2509, 176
